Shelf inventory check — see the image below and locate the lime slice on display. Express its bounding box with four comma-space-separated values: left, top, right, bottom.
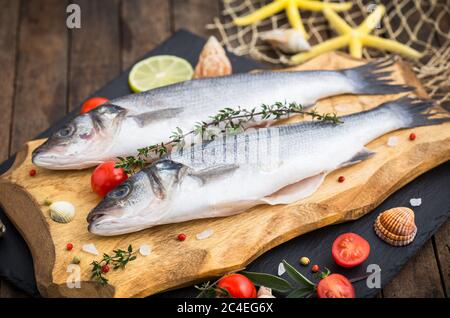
128, 55, 194, 93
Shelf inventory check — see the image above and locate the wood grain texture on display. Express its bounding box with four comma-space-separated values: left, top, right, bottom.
68, 0, 121, 112
433, 220, 450, 296
0, 0, 19, 162
1, 52, 449, 298
121, 0, 171, 70
172, 0, 219, 37
10, 0, 68, 154
383, 241, 445, 298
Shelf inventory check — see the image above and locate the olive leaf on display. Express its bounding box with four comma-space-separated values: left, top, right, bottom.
241, 271, 293, 293
286, 287, 315, 298
282, 260, 315, 287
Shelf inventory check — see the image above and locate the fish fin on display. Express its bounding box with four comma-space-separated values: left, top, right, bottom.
339, 148, 376, 168
132, 107, 184, 127
342, 57, 413, 95
378, 96, 450, 128
261, 173, 326, 205
188, 164, 239, 183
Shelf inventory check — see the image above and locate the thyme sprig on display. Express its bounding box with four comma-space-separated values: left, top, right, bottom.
91, 245, 137, 285
116, 101, 342, 174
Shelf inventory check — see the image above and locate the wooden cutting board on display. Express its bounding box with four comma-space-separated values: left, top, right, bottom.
0, 52, 449, 298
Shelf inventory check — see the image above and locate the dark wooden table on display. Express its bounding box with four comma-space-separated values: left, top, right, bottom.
0, 0, 448, 298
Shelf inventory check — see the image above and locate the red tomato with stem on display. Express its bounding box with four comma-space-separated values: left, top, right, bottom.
317, 274, 355, 298
217, 274, 257, 298
80, 97, 110, 114
332, 233, 370, 268
91, 161, 128, 197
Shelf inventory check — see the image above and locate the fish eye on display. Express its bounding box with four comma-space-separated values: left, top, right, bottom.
107, 183, 130, 200
56, 124, 75, 138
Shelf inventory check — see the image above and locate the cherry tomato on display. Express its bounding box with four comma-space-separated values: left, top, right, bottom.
91, 161, 128, 197
332, 233, 370, 268
317, 274, 355, 298
80, 97, 110, 114
217, 274, 257, 298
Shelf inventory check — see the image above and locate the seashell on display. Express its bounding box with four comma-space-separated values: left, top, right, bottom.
374, 207, 417, 246
193, 36, 232, 79
259, 28, 310, 54
49, 201, 76, 223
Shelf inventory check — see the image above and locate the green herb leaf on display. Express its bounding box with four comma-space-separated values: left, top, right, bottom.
282, 260, 315, 287
286, 287, 315, 298
241, 271, 293, 293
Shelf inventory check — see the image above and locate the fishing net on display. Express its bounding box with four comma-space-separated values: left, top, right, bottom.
208, 0, 450, 108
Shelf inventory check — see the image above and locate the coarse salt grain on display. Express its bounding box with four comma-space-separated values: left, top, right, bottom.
139, 244, 152, 256
196, 229, 214, 240
82, 243, 99, 255
410, 198, 422, 207
387, 136, 399, 147
278, 262, 286, 276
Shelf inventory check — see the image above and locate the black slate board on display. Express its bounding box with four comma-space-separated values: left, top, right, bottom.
0, 30, 448, 298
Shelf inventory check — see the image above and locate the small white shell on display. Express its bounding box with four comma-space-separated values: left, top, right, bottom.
196, 229, 214, 240
49, 201, 75, 223
82, 243, 99, 255
139, 244, 152, 256
260, 28, 310, 54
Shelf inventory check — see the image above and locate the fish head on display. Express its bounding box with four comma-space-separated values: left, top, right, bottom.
32, 105, 126, 169
87, 159, 187, 235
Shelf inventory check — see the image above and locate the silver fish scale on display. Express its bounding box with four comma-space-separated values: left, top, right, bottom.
169, 105, 398, 172
111, 71, 341, 114
170, 121, 332, 170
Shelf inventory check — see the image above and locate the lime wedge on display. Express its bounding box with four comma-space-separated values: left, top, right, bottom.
128, 55, 194, 93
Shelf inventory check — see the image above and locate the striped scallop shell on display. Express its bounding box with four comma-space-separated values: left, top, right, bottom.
374, 207, 417, 246
49, 201, 76, 224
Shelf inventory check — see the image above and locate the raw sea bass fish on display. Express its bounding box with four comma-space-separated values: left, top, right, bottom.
87, 97, 448, 236
32, 59, 411, 170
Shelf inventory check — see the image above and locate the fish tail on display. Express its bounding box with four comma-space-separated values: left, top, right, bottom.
381, 96, 449, 128
342, 57, 413, 95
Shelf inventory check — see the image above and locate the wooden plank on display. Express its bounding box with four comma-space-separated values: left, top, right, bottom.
0, 0, 20, 298
433, 219, 450, 296
0, 0, 19, 162
10, 0, 69, 154
172, 0, 219, 37
68, 0, 121, 112
121, 0, 171, 70
383, 241, 445, 298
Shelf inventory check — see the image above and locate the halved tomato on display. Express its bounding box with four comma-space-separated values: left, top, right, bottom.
317, 274, 355, 298
332, 232, 370, 268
